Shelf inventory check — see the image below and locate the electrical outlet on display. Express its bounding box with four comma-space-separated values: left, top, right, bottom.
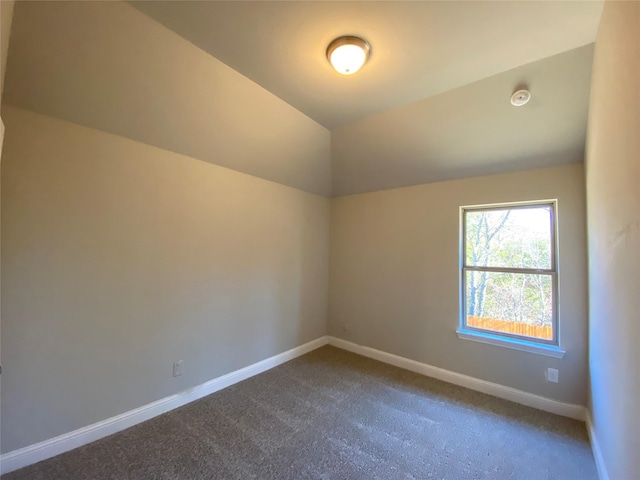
173, 360, 183, 377
546, 367, 559, 383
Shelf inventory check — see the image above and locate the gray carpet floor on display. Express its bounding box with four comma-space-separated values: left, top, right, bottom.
4, 346, 597, 480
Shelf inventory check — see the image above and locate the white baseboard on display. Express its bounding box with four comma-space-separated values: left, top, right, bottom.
585, 411, 610, 480
1, 335, 591, 475
327, 336, 586, 421
0, 336, 330, 475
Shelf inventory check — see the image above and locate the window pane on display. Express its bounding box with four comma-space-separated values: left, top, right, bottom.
465, 206, 552, 269
465, 271, 553, 340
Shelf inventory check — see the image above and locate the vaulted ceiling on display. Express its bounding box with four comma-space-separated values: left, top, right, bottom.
132, 1, 601, 130
2, 1, 603, 196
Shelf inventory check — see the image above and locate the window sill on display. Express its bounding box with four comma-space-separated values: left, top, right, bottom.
456, 329, 566, 358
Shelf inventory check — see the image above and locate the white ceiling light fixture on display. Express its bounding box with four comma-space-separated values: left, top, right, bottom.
510, 89, 531, 107
327, 36, 371, 75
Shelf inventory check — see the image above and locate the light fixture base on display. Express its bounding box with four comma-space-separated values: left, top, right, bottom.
510, 89, 531, 107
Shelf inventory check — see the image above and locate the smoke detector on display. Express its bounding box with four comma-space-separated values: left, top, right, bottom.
510, 89, 531, 107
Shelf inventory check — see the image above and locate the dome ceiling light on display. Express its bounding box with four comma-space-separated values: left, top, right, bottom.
326, 36, 371, 75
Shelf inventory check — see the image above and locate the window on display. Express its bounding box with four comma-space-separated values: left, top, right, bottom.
460, 202, 558, 348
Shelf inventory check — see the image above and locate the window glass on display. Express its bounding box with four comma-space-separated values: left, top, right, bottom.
465, 206, 552, 270
465, 271, 553, 340
462, 203, 557, 344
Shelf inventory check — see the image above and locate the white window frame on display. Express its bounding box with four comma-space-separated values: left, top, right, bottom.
457, 200, 565, 358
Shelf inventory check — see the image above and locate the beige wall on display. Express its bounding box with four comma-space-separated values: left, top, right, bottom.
0, 0, 14, 102
0, 106, 330, 453
586, 1, 640, 479
329, 164, 588, 404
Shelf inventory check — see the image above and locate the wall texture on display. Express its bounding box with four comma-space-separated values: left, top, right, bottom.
329, 164, 588, 405
585, 1, 640, 479
0, 106, 330, 453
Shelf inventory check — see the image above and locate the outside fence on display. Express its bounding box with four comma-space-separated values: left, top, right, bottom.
467, 315, 553, 340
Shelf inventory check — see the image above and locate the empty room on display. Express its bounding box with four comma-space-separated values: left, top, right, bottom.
0, 1, 637, 479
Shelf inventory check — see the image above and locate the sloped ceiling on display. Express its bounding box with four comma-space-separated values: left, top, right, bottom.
331, 45, 593, 196
3, 1, 332, 196
132, 1, 602, 129
2, 1, 603, 197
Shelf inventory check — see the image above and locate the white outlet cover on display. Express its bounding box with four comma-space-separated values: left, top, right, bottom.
546, 367, 559, 383
173, 360, 184, 377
